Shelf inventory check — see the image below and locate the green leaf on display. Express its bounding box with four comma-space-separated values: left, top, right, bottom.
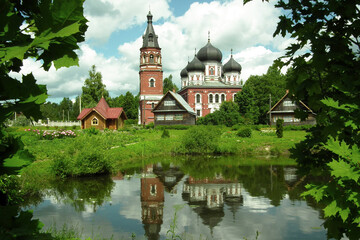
339, 208, 350, 222
325, 138, 352, 160
324, 200, 341, 218
328, 160, 359, 182
301, 184, 326, 202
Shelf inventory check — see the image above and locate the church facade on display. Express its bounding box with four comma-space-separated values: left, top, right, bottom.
178, 37, 243, 117
139, 12, 242, 124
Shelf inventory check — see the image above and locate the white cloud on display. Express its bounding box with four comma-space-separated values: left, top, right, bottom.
13, 0, 292, 102
84, 0, 172, 43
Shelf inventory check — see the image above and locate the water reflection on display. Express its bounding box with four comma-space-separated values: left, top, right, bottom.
24, 158, 327, 240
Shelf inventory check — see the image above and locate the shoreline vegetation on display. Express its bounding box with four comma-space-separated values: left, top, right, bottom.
4, 125, 309, 178
1, 124, 309, 239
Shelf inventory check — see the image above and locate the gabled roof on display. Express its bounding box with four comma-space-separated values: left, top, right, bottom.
77, 97, 127, 120
268, 90, 314, 114
152, 91, 196, 115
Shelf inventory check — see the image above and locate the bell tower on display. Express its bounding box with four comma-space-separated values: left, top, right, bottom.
139, 11, 163, 125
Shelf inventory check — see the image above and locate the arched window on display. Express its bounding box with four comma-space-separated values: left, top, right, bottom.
215, 94, 219, 103
92, 117, 98, 125
210, 67, 214, 75
149, 79, 155, 87
221, 94, 225, 102
151, 103, 155, 109
209, 94, 213, 103
150, 54, 154, 63
196, 94, 201, 103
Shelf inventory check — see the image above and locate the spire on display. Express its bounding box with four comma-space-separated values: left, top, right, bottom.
231, 48, 233, 57
142, 11, 160, 48
208, 31, 210, 43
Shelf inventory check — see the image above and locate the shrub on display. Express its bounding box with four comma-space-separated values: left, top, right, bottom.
145, 122, 154, 129
84, 126, 99, 135
276, 119, 284, 138
161, 129, 170, 138
156, 125, 191, 130
237, 127, 252, 138
125, 119, 138, 125
179, 126, 222, 154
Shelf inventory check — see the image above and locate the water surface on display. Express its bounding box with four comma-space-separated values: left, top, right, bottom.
24, 157, 326, 239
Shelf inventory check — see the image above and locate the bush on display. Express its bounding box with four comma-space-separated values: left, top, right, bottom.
161, 129, 170, 138
125, 119, 137, 125
237, 127, 252, 138
283, 124, 313, 131
84, 127, 99, 135
145, 122, 154, 129
156, 125, 191, 130
276, 119, 284, 138
179, 126, 222, 154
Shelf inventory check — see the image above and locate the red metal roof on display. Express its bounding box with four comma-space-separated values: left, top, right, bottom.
77, 98, 127, 120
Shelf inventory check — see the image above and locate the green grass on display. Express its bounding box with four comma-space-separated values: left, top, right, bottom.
2, 126, 308, 188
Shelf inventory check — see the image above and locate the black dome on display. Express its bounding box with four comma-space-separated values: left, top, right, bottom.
186, 55, 205, 72
197, 42, 222, 62
180, 67, 188, 78
223, 55, 242, 73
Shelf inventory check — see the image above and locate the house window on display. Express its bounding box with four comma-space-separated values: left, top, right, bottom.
175, 114, 183, 120
196, 94, 201, 103
150, 54, 154, 63
164, 100, 175, 106
209, 94, 213, 103
156, 115, 164, 121
283, 100, 295, 107
197, 110, 201, 117
165, 115, 174, 120
221, 94, 225, 102
92, 117, 98, 125
149, 79, 155, 87
215, 94, 219, 103
151, 103, 155, 109
283, 116, 293, 122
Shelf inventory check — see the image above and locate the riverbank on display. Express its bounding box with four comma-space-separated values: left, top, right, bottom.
3, 126, 307, 181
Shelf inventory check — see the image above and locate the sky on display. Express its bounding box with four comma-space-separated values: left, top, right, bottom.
12, 0, 292, 103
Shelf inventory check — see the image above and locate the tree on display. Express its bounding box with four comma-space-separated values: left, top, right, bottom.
163, 74, 178, 94
81, 65, 110, 108
235, 64, 286, 124
245, 0, 360, 238
197, 101, 244, 127
111, 91, 139, 120
0, 0, 87, 237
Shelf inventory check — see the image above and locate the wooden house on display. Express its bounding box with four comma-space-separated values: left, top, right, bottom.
268, 91, 316, 126
152, 91, 196, 126
77, 97, 127, 130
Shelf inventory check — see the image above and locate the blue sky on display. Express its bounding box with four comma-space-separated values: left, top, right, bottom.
13, 0, 291, 103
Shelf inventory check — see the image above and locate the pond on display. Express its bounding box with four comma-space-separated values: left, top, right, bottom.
23, 157, 327, 240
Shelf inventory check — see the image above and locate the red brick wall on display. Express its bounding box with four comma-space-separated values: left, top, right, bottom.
179, 88, 242, 117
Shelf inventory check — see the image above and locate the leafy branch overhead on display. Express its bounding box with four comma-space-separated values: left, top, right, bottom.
0, 0, 88, 123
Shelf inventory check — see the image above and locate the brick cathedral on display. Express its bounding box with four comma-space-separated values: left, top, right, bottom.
138, 12, 242, 124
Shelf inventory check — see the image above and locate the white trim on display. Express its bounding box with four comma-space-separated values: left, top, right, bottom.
149, 78, 156, 87
91, 117, 99, 125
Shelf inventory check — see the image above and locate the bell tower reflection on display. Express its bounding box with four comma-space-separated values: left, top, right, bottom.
141, 164, 164, 240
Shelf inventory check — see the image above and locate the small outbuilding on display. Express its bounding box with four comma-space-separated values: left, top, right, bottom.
152, 91, 196, 126
268, 90, 316, 126
77, 97, 127, 130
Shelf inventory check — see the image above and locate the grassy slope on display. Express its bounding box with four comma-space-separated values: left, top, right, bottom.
2, 127, 307, 187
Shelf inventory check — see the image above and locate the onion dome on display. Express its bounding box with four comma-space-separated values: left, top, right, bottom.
223, 54, 242, 73
180, 67, 188, 78
197, 40, 222, 62
186, 55, 205, 72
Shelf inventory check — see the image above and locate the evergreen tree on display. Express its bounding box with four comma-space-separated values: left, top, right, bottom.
81, 65, 110, 108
